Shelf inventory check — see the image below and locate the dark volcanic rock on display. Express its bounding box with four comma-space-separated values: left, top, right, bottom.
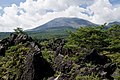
60, 60, 73, 73
14, 33, 29, 44
21, 51, 54, 80
54, 54, 73, 73
83, 49, 117, 80
84, 49, 111, 65
56, 46, 73, 56
0, 32, 118, 80
0, 44, 6, 56
0, 33, 33, 57
0, 33, 55, 80
104, 63, 117, 80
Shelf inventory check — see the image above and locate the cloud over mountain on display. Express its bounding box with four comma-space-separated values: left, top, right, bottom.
0, 0, 120, 32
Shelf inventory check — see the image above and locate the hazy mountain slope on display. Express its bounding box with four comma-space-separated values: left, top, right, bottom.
108, 21, 120, 26
106, 21, 120, 28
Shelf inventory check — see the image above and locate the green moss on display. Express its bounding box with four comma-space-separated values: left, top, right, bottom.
41, 48, 54, 64
75, 74, 100, 80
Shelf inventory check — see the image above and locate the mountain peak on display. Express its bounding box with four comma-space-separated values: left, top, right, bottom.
30, 17, 98, 31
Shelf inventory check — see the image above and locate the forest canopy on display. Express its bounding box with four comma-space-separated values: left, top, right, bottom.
66, 24, 120, 53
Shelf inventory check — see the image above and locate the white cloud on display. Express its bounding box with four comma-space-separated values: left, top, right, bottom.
88, 0, 118, 24
0, 6, 2, 10
0, 0, 120, 32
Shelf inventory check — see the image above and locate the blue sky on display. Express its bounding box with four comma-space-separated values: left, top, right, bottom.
0, 0, 120, 32
0, 0, 25, 7
110, 0, 120, 5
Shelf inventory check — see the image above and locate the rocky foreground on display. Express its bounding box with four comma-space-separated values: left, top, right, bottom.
0, 32, 118, 80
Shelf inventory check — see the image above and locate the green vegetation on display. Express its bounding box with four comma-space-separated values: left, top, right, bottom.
0, 44, 30, 80
28, 26, 75, 40
0, 27, 74, 40
75, 74, 99, 80
14, 28, 25, 34
66, 24, 120, 52
0, 25, 120, 80
39, 24, 120, 79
